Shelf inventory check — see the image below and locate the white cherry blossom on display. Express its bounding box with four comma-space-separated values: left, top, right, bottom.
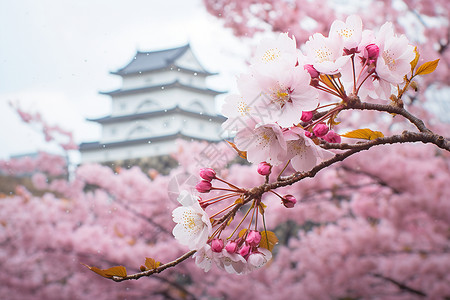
303, 33, 351, 74
172, 191, 212, 250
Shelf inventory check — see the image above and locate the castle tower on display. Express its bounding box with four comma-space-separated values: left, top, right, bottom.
79, 44, 225, 170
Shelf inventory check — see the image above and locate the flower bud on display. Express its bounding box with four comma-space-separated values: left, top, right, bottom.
305, 131, 313, 138
225, 240, 239, 253
282, 194, 297, 208
239, 244, 251, 258
257, 162, 272, 176
246, 230, 261, 247
313, 123, 329, 138
301, 111, 314, 123
304, 64, 320, 78
211, 239, 224, 252
195, 180, 212, 193
323, 130, 341, 143
365, 44, 379, 60
199, 168, 216, 182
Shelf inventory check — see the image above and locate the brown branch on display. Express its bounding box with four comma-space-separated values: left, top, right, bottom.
111, 250, 196, 282
372, 273, 427, 297
344, 100, 432, 133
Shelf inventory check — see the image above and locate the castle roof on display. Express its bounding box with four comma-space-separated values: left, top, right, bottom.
88, 106, 226, 124
111, 44, 215, 76
100, 80, 224, 96
79, 131, 222, 151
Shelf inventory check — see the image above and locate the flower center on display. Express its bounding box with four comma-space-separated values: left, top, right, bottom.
262, 48, 280, 63
382, 50, 397, 71
237, 100, 251, 116
338, 28, 354, 38
315, 47, 333, 63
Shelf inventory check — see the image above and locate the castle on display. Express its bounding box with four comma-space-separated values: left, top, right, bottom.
79, 44, 225, 172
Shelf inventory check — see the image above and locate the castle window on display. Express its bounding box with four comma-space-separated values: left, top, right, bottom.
136, 99, 159, 113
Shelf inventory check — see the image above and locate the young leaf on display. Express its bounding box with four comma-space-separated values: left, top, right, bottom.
226, 141, 247, 159
415, 59, 440, 76
238, 228, 248, 238
144, 257, 161, 270
341, 128, 384, 140
410, 47, 420, 72
260, 231, 278, 252
82, 264, 127, 279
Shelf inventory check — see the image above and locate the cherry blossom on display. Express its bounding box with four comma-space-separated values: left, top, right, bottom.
282, 127, 335, 172
172, 191, 212, 250
303, 33, 351, 75
234, 121, 287, 165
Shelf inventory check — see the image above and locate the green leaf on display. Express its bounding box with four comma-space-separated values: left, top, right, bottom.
260, 230, 278, 252
415, 59, 440, 76
341, 128, 384, 140
83, 264, 127, 279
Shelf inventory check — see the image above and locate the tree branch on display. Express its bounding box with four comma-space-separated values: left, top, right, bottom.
372, 273, 427, 297
111, 250, 196, 282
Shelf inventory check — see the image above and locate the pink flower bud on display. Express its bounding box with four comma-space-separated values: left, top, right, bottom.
365, 44, 379, 60
246, 230, 261, 247
225, 240, 239, 253
304, 64, 320, 78
239, 244, 251, 258
195, 180, 212, 193
257, 162, 272, 176
313, 123, 329, 138
282, 194, 297, 208
301, 111, 314, 123
199, 168, 216, 182
323, 130, 341, 143
211, 239, 224, 252
305, 131, 313, 138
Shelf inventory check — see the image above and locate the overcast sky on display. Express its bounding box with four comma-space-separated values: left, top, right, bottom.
0, 0, 251, 159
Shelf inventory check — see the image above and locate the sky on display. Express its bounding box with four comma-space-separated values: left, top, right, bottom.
0, 0, 251, 160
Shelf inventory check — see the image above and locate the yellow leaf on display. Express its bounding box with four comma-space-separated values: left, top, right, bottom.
319, 74, 336, 90
415, 59, 440, 76
234, 196, 244, 205
260, 231, 278, 252
341, 128, 384, 140
144, 257, 161, 270
226, 141, 247, 159
238, 228, 248, 238
410, 47, 419, 72
258, 202, 267, 215
83, 264, 127, 279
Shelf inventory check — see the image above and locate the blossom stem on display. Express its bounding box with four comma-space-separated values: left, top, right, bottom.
209, 202, 238, 219
215, 177, 243, 191
277, 159, 291, 180
315, 83, 343, 98
304, 104, 344, 130
227, 204, 253, 239
351, 54, 357, 94
211, 187, 242, 193
199, 192, 240, 205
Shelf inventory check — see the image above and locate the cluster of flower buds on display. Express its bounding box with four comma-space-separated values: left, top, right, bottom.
194, 230, 273, 275
173, 168, 277, 274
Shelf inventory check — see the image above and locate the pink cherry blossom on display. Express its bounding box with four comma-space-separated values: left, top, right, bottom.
234, 121, 287, 165
282, 127, 335, 172
303, 32, 351, 74
329, 15, 363, 51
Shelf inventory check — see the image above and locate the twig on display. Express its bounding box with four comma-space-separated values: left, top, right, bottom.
111, 250, 197, 282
